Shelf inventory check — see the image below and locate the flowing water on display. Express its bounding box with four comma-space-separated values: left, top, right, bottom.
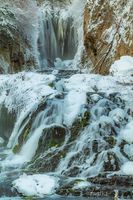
0, 1, 133, 200
0, 72, 133, 199
38, 7, 78, 69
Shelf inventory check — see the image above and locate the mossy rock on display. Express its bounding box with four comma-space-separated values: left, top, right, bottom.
104, 136, 117, 147
70, 110, 90, 142
23, 197, 34, 200
35, 125, 67, 154
48, 82, 55, 88
12, 144, 20, 154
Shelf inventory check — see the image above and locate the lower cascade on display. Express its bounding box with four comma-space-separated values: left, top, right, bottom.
0, 59, 133, 198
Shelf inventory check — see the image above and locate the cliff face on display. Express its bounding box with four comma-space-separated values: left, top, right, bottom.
0, 1, 38, 73
84, 0, 133, 74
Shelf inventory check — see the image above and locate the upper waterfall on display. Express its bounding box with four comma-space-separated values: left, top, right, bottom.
37, 2, 79, 69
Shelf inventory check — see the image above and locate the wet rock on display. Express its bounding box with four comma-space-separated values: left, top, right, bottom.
103, 152, 120, 172
36, 125, 67, 153
57, 175, 133, 198
0, 106, 16, 144
28, 125, 69, 172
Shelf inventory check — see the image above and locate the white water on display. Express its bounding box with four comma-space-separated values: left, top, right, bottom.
38, 6, 78, 69
0, 66, 133, 175
2, 99, 64, 167
0, 0, 133, 198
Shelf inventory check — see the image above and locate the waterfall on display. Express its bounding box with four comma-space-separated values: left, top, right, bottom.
0, 1, 133, 198
38, 8, 78, 69
18, 99, 64, 162
2, 98, 64, 166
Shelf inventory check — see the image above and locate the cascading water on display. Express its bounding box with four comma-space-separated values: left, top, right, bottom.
0, 68, 133, 198
38, 7, 78, 69
0, 0, 133, 199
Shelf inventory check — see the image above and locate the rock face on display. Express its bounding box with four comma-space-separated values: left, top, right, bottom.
0, 1, 38, 73
83, 0, 133, 74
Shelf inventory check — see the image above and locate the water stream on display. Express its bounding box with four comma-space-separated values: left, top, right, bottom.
0, 1, 133, 199
38, 7, 78, 69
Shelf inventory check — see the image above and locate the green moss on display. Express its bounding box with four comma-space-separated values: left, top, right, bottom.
48, 134, 64, 148
23, 126, 30, 141
104, 136, 116, 147
81, 111, 90, 127
75, 111, 90, 129
48, 82, 55, 88
12, 144, 20, 154
23, 196, 34, 200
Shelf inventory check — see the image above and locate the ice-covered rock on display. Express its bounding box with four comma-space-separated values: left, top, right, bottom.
121, 161, 133, 175
110, 56, 133, 76
13, 174, 59, 197
120, 121, 133, 143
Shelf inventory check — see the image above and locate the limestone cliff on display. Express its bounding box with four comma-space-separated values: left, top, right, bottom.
83, 0, 133, 74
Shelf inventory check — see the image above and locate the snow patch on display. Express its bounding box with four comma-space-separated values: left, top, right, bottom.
73, 181, 91, 189
121, 162, 133, 175
0, 72, 56, 112
120, 121, 133, 143
13, 174, 59, 197
110, 56, 133, 76
64, 90, 87, 126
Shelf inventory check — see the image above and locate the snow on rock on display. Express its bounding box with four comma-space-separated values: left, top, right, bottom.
64, 90, 87, 126
62, 74, 95, 126
73, 181, 91, 189
124, 144, 133, 160
120, 121, 133, 143
63, 74, 96, 92
110, 56, 133, 76
13, 174, 59, 197
61, 70, 133, 126
121, 162, 133, 175
109, 108, 125, 124
0, 72, 56, 112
